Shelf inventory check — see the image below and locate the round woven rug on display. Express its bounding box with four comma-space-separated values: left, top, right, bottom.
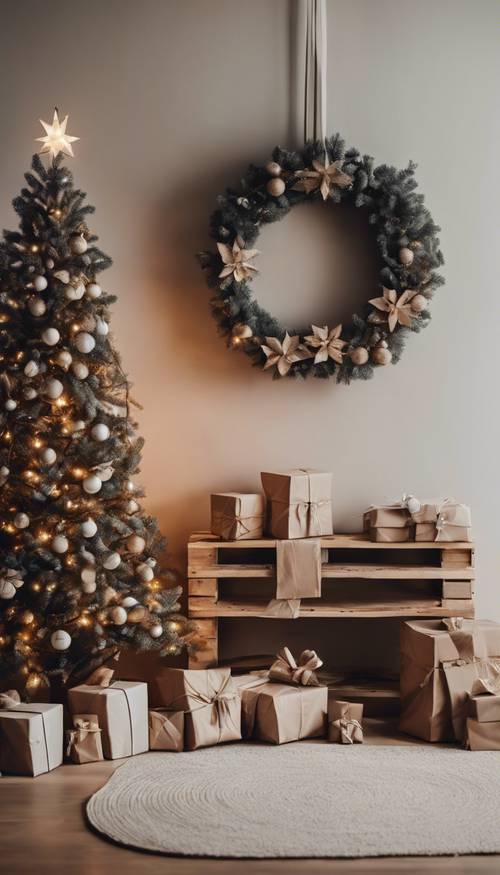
86, 743, 500, 858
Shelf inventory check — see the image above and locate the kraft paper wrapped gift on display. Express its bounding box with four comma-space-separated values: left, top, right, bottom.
412, 500, 472, 542
148, 709, 184, 751
210, 492, 265, 541
363, 505, 412, 542
68, 680, 148, 759
328, 697, 364, 743
66, 714, 103, 764
467, 676, 500, 722
154, 667, 241, 750
236, 674, 327, 744
0, 692, 63, 776
465, 718, 500, 751
399, 619, 500, 742
261, 469, 333, 539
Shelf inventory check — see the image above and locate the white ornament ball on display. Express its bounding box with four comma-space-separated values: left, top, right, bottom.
14, 513, 30, 529
24, 388, 37, 400
70, 234, 88, 255
86, 282, 102, 299
40, 447, 57, 464
33, 275, 48, 292
265, 161, 282, 177
51, 535, 69, 554
24, 360, 39, 378
5, 399, 17, 411
91, 423, 110, 442
66, 282, 85, 301
99, 467, 113, 482
149, 624, 163, 639
266, 177, 286, 197
28, 298, 46, 317
406, 495, 421, 515
127, 500, 139, 514
83, 474, 102, 494
95, 317, 109, 336
56, 350, 72, 370
81, 568, 97, 593
121, 596, 138, 608
51, 629, 72, 650
74, 332, 95, 354
127, 534, 146, 554
46, 258, 55, 269
0, 580, 17, 599
399, 247, 414, 266
71, 361, 89, 380
410, 293, 426, 313
42, 327, 60, 346
45, 378, 64, 399
137, 563, 154, 582
103, 552, 121, 570
81, 517, 98, 538
111, 606, 127, 625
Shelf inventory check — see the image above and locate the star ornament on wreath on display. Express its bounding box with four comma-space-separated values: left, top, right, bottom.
198, 133, 444, 383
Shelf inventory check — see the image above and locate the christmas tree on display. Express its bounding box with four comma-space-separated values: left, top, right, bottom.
0, 111, 187, 699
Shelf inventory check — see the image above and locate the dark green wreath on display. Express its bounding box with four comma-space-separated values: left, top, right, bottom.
198, 134, 444, 382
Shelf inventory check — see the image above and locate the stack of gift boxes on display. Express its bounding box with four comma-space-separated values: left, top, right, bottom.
0, 473, 498, 776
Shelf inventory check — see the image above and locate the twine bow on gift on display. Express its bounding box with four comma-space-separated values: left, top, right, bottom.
268, 646, 323, 686
0, 689, 21, 709
183, 674, 240, 740
66, 717, 101, 757
331, 716, 363, 744
84, 666, 115, 687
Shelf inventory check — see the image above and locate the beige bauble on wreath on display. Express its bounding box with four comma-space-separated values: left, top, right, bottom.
371, 342, 392, 365
399, 247, 414, 266
266, 177, 286, 197
350, 346, 369, 366
410, 293, 427, 313
265, 161, 282, 177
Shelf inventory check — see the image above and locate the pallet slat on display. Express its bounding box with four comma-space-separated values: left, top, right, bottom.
189, 563, 475, 580
189, 598, 475, 619
189, 532, 474, 551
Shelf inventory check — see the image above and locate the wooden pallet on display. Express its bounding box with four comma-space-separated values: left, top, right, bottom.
187, 532, 475, 669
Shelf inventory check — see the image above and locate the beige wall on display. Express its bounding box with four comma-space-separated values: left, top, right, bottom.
1, 0, 498, 670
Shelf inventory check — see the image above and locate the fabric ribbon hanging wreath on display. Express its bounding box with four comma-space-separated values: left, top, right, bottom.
198, 0, 444, 383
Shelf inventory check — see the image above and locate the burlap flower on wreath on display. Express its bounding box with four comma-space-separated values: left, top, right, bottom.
261, 333, 311, 376
293, 160, 352, 201
304, 324, 347, 364
217, 236, 259, 284
369, 288, 416, 333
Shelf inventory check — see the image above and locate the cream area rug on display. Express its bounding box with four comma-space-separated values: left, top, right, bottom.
87, 743, 500, 858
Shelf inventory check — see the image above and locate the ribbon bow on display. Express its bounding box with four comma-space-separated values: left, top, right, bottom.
66, 717, 101, 756
0, 689, 21, 709
331, 717, 363, 744
268, 646, 323, 686
84, 667, 114, 687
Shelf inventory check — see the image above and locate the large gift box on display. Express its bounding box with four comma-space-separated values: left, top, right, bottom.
154, 667, 241, 750
148, 709, 184, 751
261, 469, 333, 539
0, 692, 63, 776
211, 492, 265, 541
464, 676, 500, 751
235, 674, 327, 744
363, 505, 411, 543
66, 714, 104, 764
413, 500, 472, 542
399, 619, 500, 742
328, 696, 364, 743
68, 680, 148, 759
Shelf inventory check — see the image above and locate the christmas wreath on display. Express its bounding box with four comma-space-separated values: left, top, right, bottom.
198, 134, 444, 382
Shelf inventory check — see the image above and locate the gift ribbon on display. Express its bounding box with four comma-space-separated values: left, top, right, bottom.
268, 646, 322, 686
212, 508, 264, 539
272, 497, 331, 537
169, 674, 240, 743
330, 717, 363, 744
149, 709, 184, 749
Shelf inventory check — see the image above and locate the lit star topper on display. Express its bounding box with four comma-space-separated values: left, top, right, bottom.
37, 109, 79, 159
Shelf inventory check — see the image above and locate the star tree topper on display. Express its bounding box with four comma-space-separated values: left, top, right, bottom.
37, 109, 79, 159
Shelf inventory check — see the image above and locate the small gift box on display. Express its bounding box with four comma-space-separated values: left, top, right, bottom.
68, 679, 149, 759
210, 492, 265, 541
236, 674, 327, 744
148, 709, 184, 751
399, 618, 500, 742
154, 667, 241, 751
465, 718, 500, 751
66, 714, 103, 764
467, 676, 500, 722
0, 690, 63, 777
413, 499, 472, 542
364, 504, 412, 542
328, 697, 364, 743
261, 469, 333, 539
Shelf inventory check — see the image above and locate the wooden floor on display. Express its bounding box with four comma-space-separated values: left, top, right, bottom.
0, 720, 497, 875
